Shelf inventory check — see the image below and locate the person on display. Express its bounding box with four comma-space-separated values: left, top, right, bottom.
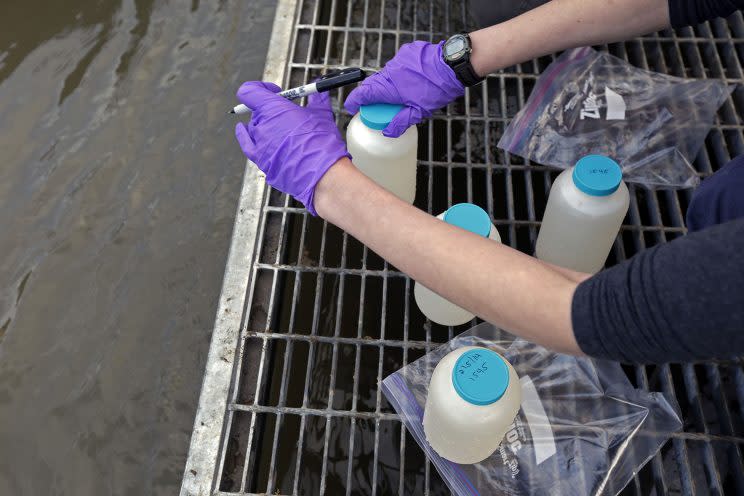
234, 0, 744, 363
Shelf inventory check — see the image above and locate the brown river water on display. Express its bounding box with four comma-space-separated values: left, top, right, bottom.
0, 0, 275, 493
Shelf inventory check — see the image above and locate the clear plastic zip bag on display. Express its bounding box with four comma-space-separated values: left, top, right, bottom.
498, 47, 733, 189
381, 323, 682, 495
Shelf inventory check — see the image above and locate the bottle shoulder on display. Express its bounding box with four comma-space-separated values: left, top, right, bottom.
346, 114, 418, 154
550, 168, 629, 216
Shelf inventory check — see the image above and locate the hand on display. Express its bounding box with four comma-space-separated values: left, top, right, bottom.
234, 81, 350, 215
344, 41, 464, 137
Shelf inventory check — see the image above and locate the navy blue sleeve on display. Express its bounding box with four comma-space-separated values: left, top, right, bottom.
668, 0, 744, 28
571, 218, 744, 363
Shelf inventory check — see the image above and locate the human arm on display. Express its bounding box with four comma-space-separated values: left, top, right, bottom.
468, 0, 671, 77
314, 157, 586, 354
572, 217, 744, 363
345, 0, 672, 136
346, 0, 742, 135
316, 160, 744, 363
468, 0, 743, 76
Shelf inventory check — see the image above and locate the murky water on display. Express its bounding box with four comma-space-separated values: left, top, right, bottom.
0, 0, 275, 493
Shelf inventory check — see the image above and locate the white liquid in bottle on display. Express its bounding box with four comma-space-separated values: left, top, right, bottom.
536, 155, 629, 274
423, 346, 522, 464
346, 103, 418, 203
414, 203, 501, 326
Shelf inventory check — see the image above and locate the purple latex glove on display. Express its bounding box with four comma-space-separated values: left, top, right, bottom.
344, 41, 464, 138
234, 81, 350, 216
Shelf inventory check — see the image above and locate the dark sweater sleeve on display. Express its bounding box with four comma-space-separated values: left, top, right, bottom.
668, 0, 744, 28
572, 218, 744, 363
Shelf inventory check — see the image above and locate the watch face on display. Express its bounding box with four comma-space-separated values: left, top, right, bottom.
444, 35, 468, 61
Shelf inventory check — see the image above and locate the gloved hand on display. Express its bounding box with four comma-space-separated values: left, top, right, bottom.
344, 41, 464, 138
234, 81, 350, 216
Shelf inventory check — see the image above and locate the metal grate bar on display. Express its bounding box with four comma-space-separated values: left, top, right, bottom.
182, 1, 744, 494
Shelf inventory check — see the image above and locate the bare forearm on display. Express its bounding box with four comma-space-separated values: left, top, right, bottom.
315, 159, 583, 354
470, 0, 670, 76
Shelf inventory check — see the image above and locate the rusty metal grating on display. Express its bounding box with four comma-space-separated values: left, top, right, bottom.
181, 0, 744, 494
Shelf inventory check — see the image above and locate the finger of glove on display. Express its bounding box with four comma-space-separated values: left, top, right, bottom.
344, 82, 377, 115
307, 91, 333, 114
234, 122, 258, 163
236, 81, 284, 111
382, 106, 420, 138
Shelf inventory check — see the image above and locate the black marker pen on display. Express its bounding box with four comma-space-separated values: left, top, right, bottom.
230, 67, 366, 114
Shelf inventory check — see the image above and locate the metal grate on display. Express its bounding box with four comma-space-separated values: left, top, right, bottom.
181, 0, 744, 494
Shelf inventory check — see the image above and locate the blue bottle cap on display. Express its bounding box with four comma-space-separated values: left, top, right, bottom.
572, 155, 623, 196
452, 348, 510, 405
359, 103, 406, 131
443, 203, 491, 237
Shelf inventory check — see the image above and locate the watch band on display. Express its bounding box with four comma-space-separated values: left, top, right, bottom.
453, 59, 483, 87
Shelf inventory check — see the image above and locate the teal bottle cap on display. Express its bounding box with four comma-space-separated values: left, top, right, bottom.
452, 348, 510, 406
444, 203, 491, 237
572, 155, 623, 196
359, 103, 405, 131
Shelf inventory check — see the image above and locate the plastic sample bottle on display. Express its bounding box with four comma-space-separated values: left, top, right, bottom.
423, 346, 522, 464
414, 203, 501, 326
535, 155, 629, 274
346, 103, 418, 203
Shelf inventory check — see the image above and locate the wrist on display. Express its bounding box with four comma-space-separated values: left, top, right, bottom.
442, 35, 484, 86
313, 157, 356, 220
468, 29, 492, 78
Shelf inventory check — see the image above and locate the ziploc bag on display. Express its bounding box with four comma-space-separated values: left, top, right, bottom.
498, 47, 733, 188
381, 323, 682, 495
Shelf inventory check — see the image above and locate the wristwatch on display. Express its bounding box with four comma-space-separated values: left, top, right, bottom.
442, 33, 484, 87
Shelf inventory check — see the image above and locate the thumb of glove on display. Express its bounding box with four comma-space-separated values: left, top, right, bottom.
307, 91, 334, 118
235, 122, 259, 164
236, 81, 284, 111
382, 106, 421, 138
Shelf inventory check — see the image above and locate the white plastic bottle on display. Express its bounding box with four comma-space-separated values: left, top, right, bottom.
346, 103, 418, 203
414, 203, 501, 326
535, 155, 629, 274
423, 346, 522, 464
